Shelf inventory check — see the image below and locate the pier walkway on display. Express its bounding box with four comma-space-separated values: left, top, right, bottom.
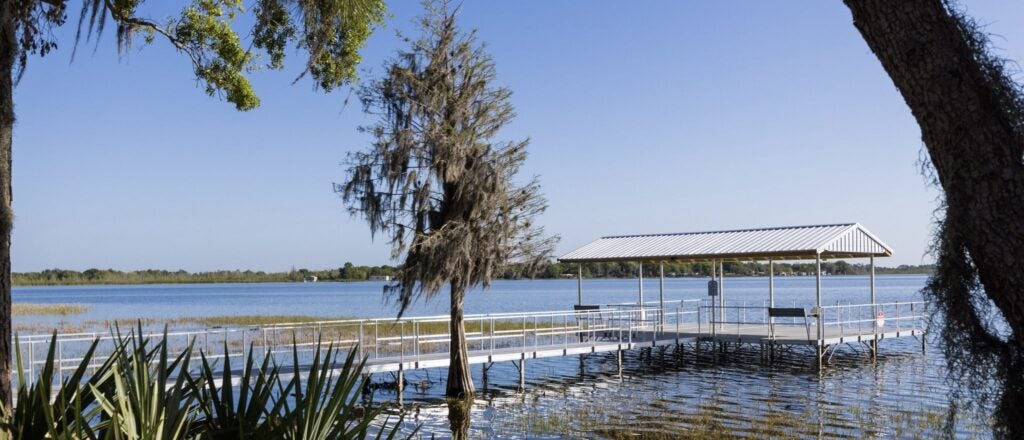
18, 298, 925, 392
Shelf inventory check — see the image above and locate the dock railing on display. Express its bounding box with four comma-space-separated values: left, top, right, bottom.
14, 301, 703, 387
702, 300, 926, 343
818, 301, 927, 340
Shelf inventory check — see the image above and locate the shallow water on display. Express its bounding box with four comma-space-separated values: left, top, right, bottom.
13, 275, 991, 438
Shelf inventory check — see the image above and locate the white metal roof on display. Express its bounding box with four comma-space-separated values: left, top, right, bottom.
558, 223, 892, 263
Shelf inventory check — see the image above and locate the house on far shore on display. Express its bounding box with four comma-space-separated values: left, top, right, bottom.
369, 275, 392, 281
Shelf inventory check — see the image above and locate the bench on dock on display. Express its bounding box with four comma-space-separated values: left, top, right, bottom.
574, 305, 612, 340
768, 307, 813, 341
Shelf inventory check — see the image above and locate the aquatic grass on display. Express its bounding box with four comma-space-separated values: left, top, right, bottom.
172, 315, 349, 327
493, 384, 967, 439
12, 303, 90, 316
13, 322, 89, 334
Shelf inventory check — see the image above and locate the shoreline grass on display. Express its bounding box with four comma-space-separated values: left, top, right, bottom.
172, 315, 349, 327
12, 303, 90, 316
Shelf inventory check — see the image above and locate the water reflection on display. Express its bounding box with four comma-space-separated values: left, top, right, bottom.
379, 337, 986, 438
445, 398, 473, 440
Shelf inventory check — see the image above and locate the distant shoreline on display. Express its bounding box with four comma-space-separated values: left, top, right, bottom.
13, 264, 933, 287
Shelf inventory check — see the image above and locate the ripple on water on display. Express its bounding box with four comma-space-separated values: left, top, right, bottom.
374, 338, 989, 438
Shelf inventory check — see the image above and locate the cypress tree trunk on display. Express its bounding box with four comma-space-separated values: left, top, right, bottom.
845, 1, 1024, 436
0, 1, 15, 411
446, 283, 474, 399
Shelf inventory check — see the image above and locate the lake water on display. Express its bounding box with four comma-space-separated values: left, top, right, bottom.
12, 275, 991, 438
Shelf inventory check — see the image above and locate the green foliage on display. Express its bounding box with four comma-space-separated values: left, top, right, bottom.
12, 265, 402, 286
294, 0, 387, 91
11, 261, 933, 287
57, 0, 386, 111
0, 328, 410, 439
252, 0, 296, 70
90, 327, 200, 439
190, 344, 284, 439
173, 0, 259, 110
276, 340, 391, 439
2, 334, 114, 439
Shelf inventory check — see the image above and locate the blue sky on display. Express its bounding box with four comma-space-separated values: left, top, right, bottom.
11, 1, 1024, 272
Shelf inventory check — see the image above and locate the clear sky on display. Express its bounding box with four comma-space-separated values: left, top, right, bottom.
11, 1, 1024, 272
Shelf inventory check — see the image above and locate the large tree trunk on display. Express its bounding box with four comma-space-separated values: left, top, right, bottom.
446, 283, 474, 399
0, 1, 15, 411
845, 0, 1024, 436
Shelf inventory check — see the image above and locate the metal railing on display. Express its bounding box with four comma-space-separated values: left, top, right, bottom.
15, 301, 703, 387
818, 301, 926, 340
701, 299, 927, 342
13, 298, 925, 386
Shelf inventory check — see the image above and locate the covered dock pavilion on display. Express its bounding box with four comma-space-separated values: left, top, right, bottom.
559, 223, 926, 365
18, 223, 926, 398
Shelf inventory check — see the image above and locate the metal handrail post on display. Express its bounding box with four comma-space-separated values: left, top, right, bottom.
533, 315, 538, 350
522, 316, 527, 350
564, 314, 569, 349
57, 340, 63, 384
676, 306, 681, 338
622, 309, 630, 347
838, 305, 843, 338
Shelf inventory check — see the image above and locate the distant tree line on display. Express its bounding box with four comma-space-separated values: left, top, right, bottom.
12, 263, 400, 286
13, 261, 933, 286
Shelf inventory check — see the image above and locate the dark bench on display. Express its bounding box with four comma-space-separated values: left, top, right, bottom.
573, 305, 607, 340
768, 307, 806, 318
767, 307, 813, 341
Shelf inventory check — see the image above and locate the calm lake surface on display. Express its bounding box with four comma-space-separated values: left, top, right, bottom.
13, 275, 990, 438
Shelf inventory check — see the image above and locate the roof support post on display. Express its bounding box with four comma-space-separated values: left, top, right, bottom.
638, 262, 645, 320
870, 255, 877, 356
577, 264, 583, 306
659, 263, 665, 328
768, 259, 775, 326
718, 260, 725, 330
816, 254, 823, 343
870, 256, 876, 305
710, 259, 717, 331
